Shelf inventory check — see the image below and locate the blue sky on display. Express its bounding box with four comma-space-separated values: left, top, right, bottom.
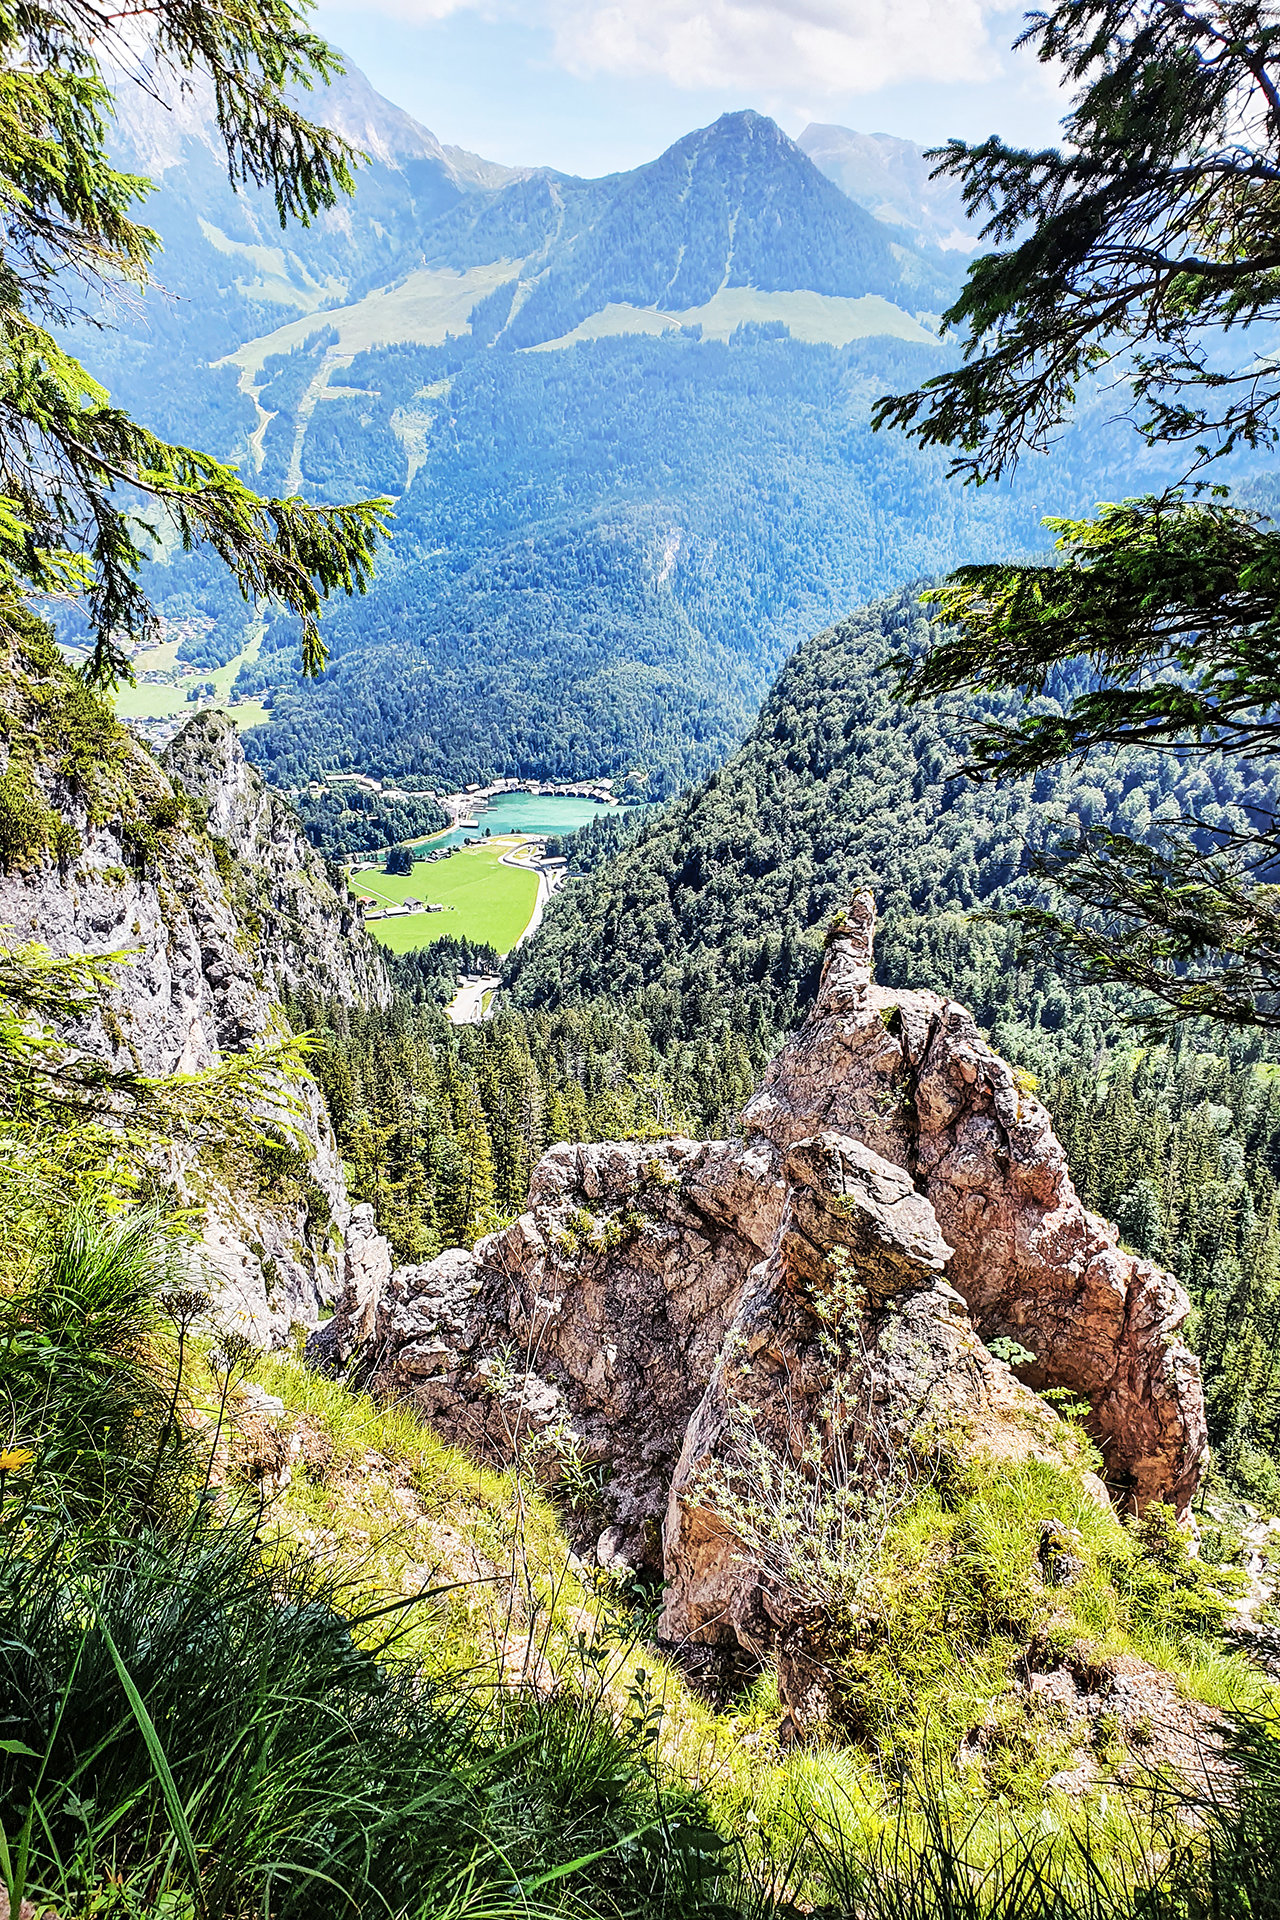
311, 0, 1071, 176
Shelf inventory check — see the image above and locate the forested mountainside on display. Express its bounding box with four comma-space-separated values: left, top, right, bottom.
24, 3, 1280, 1908
11, 588, 1274, 1920
490, 587, 1280, 1491
81, 72, 1160, 794
507, 586, 1280, 1075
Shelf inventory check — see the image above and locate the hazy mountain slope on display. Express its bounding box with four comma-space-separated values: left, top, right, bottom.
798, 124, 979, 253
411, 111, 953, 347
506, 586, 1280, 1068
239, 325, 1159, 797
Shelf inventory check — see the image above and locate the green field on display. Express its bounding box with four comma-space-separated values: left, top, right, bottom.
112, 628, 269, 732
354, 839, 540, 953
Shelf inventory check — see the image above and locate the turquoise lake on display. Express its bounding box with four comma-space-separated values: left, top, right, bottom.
415, 792, 620, 851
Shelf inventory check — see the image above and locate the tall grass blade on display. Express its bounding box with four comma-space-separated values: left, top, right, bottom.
518, 1820, 659, 1891
98, 1615, 202, 1900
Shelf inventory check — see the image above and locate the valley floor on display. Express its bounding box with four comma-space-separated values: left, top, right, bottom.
355, 835, 543, 952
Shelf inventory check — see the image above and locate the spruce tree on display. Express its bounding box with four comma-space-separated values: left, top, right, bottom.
0, 0, 389, 683
877, 0, 1280, 1032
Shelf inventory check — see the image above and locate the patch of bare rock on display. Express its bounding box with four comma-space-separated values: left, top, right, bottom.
326, 894, 1210, 1724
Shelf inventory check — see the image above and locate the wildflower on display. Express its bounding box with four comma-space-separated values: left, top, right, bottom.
0, 1448, 34, 1472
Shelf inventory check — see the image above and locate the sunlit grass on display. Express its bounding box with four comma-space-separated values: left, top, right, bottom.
359, 839, 539, 951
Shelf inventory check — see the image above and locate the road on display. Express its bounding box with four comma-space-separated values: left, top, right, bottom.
500, 845, 550, 949
446, 974, 501, 1026
444, 847, 564, 1023
500, 842, 568, 949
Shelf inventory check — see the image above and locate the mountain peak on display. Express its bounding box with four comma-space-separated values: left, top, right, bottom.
797, 122, 980, 252
665, 108, 805, 170
107, 52, 518, 196
418, 100, 956, 350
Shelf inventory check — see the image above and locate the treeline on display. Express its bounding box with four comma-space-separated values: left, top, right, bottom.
291, 784, 446, 856
547, 805, 650, 872
293, 979, 751, 1263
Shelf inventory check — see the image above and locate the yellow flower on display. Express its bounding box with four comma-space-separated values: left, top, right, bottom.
0, 1448, 34, 1472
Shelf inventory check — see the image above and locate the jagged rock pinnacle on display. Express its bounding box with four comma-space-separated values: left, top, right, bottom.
816, 888, 876, 1015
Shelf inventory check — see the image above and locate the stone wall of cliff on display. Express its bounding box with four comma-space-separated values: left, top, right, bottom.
0, 610, 393, 1340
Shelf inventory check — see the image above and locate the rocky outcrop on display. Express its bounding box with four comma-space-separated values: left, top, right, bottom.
369, 1135, 786, 1566
743, 892, 1208, 1515
0, 625, 392, 1341
361, 1107, 1100, 1719
347, 891, 1208, 1721
661, 1127, 1094, 1724
161, 712, 387, 1014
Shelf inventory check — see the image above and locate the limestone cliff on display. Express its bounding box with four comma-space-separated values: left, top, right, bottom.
0, 612, 392, 1339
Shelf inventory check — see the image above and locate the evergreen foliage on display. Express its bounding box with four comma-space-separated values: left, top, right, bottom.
291, 784, 448, 857
875, 0, 1280, 476
1046, 1044, 1280, 1500
293, 984, 714, 1261
876, 0, 1280, 1029
0, 0, 388, 684
508, 587, 1280, 1085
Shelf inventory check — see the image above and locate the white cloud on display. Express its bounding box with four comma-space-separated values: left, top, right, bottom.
345, 0, 1025, 99
346, 0, 478, 17
548, 0, 1009, 97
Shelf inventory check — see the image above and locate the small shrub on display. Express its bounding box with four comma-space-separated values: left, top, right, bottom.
250, 1133, 333, 1245
51, 817, 82, 868
0, 762, 53, 870
148, 792, 186, 832
120, 815, 158, 871
54, 675, 128, 780
210, 834, 234, 883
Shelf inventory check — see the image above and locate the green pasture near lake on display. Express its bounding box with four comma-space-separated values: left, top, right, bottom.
355, 839, 539, 953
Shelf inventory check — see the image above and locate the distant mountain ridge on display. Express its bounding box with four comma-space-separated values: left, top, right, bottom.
84, 63, 1132, 794
109, 55, 533, 193
798, 123, 981, 254
410, 111, 953, 350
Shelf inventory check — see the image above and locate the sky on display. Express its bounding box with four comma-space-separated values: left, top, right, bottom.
311, 0, 1072, 177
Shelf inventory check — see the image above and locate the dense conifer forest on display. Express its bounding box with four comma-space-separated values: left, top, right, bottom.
508, 587, 1280, 1074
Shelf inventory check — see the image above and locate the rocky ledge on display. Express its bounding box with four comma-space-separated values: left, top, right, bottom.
333, 894, 1207, 1720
